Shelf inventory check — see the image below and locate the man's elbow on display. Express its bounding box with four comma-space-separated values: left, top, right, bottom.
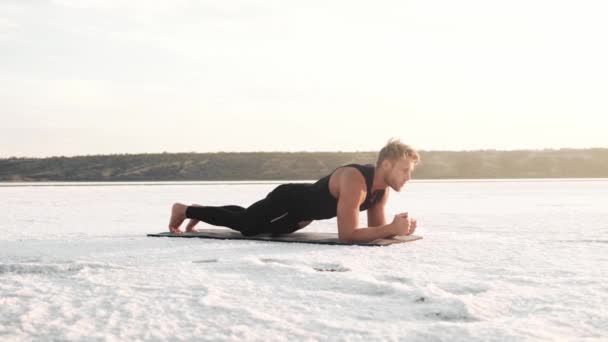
338, 229, 355, 243
338, 235, 351, 244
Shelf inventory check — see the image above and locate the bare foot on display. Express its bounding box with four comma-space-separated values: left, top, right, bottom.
185, 204, 205, 232
168, 202, 188, 234
185, 219, 199, 232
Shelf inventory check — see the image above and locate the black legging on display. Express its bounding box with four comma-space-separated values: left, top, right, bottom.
185, 185, 304, 236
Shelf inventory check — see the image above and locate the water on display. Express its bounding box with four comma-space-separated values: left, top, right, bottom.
1, 179, 607, 341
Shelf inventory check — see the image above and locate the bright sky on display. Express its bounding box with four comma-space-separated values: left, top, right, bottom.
1, 0, 607, 157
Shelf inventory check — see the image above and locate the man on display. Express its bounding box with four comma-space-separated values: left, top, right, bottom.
168, 138, 420, 243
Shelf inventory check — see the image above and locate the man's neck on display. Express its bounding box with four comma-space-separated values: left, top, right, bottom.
371, 166, 388, 192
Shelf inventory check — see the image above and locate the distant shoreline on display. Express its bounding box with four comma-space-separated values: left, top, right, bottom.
2, 149, 608, 181
2, 178, 608, 188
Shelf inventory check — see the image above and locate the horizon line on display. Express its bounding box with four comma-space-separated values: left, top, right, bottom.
3, 146, 608, 160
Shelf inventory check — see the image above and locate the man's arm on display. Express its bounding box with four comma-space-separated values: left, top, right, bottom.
336, 169, 397, 243
367, 189, 389, 227
366, 189, 398, 238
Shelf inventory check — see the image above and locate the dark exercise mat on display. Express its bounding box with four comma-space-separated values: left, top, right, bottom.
147, 228, 422, 246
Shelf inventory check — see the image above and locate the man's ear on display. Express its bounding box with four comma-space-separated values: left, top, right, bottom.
381, 159, 392, 171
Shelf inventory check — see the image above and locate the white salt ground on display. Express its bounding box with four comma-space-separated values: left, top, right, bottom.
1, 179, 607, 341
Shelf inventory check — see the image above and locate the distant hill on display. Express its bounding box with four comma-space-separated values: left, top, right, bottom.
1, 149, 608, 181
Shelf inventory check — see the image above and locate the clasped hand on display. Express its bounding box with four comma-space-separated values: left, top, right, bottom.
392, 212, 417, 236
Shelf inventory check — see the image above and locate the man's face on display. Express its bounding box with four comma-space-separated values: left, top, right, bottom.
384, 157, 415, 192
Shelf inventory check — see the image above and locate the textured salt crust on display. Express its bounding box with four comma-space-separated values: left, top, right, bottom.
1, 180, 607, 340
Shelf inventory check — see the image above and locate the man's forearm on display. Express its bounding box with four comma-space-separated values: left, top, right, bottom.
341, 223, 397, 243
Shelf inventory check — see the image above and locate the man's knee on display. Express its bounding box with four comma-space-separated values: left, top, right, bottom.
238, 217, 265, 236
240, 229, 260, 237
297, 220, 313, 228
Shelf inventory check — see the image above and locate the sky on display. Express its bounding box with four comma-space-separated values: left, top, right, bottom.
1, 0, 607, 157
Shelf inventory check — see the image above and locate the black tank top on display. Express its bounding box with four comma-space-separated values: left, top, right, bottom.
281, 163, 386, 221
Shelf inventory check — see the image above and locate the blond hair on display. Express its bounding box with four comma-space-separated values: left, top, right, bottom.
376, 138, 420, 167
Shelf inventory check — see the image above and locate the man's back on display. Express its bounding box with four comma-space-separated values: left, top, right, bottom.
270, 163, 385, 221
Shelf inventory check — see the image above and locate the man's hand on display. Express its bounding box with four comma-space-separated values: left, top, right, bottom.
391, 212, 417, 236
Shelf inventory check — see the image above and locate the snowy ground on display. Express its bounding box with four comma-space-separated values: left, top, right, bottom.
1, 180, 607, 341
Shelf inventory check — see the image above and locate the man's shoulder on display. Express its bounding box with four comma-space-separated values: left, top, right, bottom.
335, 166, 367, 189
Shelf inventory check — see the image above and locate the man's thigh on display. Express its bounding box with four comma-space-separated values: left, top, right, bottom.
240, 195, 287, 235
242, 182, 316, 235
